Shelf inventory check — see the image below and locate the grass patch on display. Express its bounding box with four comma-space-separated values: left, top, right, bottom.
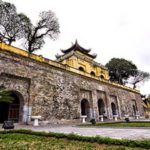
0, 129, 150, 149
80, 121, 150, 128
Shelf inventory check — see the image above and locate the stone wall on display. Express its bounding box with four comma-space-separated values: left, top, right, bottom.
0, 50, 144, 122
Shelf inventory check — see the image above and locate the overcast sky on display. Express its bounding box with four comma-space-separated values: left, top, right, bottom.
5, 0, 150, 95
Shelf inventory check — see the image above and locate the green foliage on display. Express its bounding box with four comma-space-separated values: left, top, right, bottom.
0, 130, 149, 149
90, 118, 96, 125
0, 89, 14, 103
125, 118, 130, 123
106, 58, 137, 85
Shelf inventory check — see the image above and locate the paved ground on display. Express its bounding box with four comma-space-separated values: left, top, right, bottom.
1, 124, 149, 140
32, 126, 150, 140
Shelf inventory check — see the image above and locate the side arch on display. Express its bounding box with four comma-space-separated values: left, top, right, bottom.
111, 102, 117, 115
81, 99, 90, 119
0, 90, 24, 123
98, 99, 105, 115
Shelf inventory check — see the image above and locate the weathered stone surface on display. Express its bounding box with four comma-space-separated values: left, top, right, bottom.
0, 50, 144, 123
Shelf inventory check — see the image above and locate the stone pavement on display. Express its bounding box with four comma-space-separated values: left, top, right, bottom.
31, 126, 150, 140
1, 124, 149, 140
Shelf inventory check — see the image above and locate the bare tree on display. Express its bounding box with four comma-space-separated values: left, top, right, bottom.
24, 10, 60, 53
0, 1, 60, 52
131, 70, 150, 89
0, 1, 31, 45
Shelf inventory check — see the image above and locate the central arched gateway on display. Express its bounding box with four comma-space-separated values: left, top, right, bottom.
133, 105, 137, 116
81, 99, 90, 119
0, 91, 24, 123
98, 99, 105, 115
111, 102, 117, 115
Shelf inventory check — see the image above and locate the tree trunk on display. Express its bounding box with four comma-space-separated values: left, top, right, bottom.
133, 84, 136, 89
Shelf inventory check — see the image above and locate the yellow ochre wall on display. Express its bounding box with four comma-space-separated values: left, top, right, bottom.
60, 52, 109, 80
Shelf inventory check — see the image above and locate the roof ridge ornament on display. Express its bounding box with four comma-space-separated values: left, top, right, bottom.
55, 53, 62, 59
58, 40, 97, 59
91, 53, 97, 58
61, 40, 91, 53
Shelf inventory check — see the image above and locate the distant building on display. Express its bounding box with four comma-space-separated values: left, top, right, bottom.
0, 41, 144, 123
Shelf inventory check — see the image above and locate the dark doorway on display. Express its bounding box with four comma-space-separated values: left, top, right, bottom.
0, 92, 20, 123
98, 99, 105, 115
133, 105, 136, 116
111, 102, 117, 115
81, 99, 90, 118
0, 102, 9, 123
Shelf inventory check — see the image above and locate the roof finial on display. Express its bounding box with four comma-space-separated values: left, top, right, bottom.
75, 39, 78, 45
55, 53, 61, 59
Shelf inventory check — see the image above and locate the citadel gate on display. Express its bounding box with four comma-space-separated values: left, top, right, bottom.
0, 91, 24, 123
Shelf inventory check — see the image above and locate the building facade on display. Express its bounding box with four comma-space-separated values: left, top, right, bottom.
0, 42, 144, 123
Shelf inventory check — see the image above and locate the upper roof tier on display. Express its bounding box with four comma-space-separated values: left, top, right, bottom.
60, 40, 97, 59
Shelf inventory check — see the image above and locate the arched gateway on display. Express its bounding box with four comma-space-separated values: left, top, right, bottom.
81, 99, 90, 119
0, 91, 24, 123
98, 99, 105, 115
111, 102, 117, 115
